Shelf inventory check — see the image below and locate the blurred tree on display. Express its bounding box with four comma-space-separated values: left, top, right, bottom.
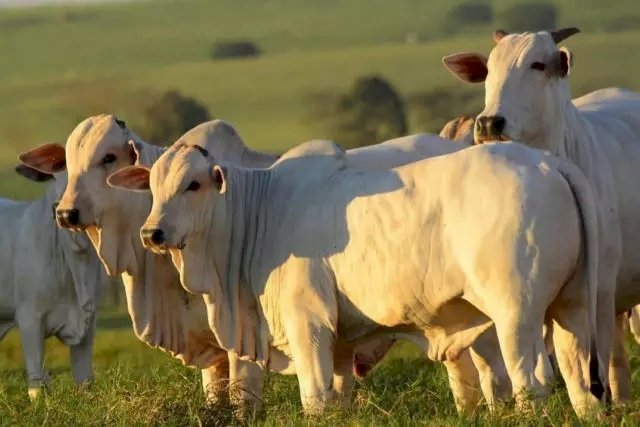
407, 87, 484, 134
210, 40, 261, 60
499, 2, 557, 32
141, 90, 211, 145
447, 2, 493, 27
324, 75, 408, 149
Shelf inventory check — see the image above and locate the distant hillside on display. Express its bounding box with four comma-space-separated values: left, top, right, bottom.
0, 0, 639, 199
0, 0, 135, 8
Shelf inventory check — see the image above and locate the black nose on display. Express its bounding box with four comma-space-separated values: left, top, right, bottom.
56, 208, 79, 227
475, 115, 506, 140
141, 228, 165, 246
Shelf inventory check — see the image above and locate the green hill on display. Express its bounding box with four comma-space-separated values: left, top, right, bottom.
1, 0, 639, 198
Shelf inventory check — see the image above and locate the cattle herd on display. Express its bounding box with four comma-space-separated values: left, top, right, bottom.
3, 27, 640, 420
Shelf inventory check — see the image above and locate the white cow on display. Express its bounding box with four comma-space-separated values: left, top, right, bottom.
112, 138, 601, 419
137, 120, 518, 414
0, 163, 107, 399
443, 27, 640, 402
21, 115, 482, 411
19, 119, 231, 404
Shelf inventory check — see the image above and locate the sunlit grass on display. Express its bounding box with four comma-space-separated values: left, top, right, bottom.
2, 310, 640, 424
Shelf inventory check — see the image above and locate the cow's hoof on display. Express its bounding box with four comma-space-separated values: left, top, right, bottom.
27, 384, 45, 401
75, 377, 94, 390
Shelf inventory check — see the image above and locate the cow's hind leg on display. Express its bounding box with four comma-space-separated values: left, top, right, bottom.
549, 299, 601, 419
16, 309, 48, 400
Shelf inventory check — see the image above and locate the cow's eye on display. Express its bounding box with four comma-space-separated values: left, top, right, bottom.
530, 61, 546, 71
185, 181, 200, 192
101, 153, 116, 165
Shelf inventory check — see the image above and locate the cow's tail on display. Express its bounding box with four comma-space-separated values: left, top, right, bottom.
556, 159, 605, 395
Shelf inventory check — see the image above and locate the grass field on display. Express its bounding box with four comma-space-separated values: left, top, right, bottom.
3, 0, 640, 425
2, 309, 640, 425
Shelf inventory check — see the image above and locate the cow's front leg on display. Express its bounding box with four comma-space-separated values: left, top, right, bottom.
443, 348, 482, 414
468, 328, 512, 410
70, 312, 96, 386
228, 352, 265, 416
286, 320, 336, 415
16, 309, 48, 400
201, 353, 229, 404
609, 312, 631, 403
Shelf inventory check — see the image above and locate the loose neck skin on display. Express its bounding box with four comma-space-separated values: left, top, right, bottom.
29, 184, 69, 284
532, 81, 602, 185
97, 139, 207, 360
194, 167, 272, 360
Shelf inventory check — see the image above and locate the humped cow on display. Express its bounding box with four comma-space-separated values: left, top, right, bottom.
111, 138, 601, 419
443, 27, 640, 402
19, 118, 231, 404
20, 115, 481, 411
0, 162, 107, 399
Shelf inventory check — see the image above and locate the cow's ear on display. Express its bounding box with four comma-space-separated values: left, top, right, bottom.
555, 47, 573, 78
107, 166, 150, 192
15, 164, 54, 182
18, 143, 67, 174
212, 165, 227, 194
442, 52, 488, 84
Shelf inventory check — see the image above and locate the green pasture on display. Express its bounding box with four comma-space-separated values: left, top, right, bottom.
2, 0, 640, 424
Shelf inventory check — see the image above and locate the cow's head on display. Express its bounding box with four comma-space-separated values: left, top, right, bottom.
20, 114, 139, 231
19, 115, 150, 275
443, 28, 579, 149
108, 142, 227, 294
13, 162, 94, 255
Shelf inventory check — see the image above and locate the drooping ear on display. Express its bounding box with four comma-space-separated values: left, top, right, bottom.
127, 139, 143, 165
554, 47, 573, 78
442, 52, 488, 84
14, 164, 54, 182
18, 143, 67, 174
212, 165, 227, 194
107, 165, 151, 191
493, 29, 509, 43
549, 27, 580, 44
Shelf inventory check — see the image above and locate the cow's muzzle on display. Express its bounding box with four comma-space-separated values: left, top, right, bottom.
141, 227, 165, 246
475, 115, 509, 144
56, 208, 81, 229
140, 227, 171, 254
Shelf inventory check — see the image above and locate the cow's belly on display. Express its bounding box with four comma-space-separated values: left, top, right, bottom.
45, 300, 88, 345
0, 275, 15, 317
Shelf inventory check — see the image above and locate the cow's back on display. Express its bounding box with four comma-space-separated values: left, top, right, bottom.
346, 133, 469, 171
